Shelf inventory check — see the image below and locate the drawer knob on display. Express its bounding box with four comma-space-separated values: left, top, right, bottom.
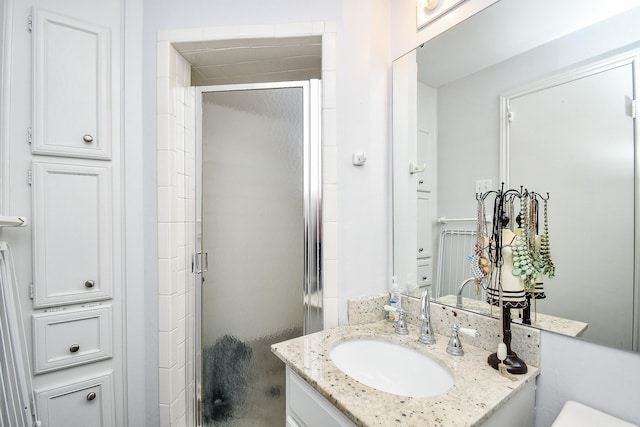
84, 280, 95, 288
69, 344, 80, 353
419, 179, 424, 184
418, 248, 424, 253
86, 392, 96, 401
82, 134, 94, 143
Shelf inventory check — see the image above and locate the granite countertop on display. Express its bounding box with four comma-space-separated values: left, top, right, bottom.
437, 294, 588, 337
271, 320, 539, 427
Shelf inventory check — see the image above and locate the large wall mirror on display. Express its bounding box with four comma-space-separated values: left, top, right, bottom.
392, 0, 640, 352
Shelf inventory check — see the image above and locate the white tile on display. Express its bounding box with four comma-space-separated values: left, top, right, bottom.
176, 244, 187, 272
157, 222, 175, 259
170, 390, 186, 423
324, 21, 337, 33
323, 259, 338, 298
173, 365, 185, 400
323, 297, 339, 329
275, 22, 317, 36
174, 292, 186, 323
323, 221, 338, 261
176, 341, 186, 375
159, 404, 171, 427
158, 258, 174, 295
176, 197, 186, 224
157, 42, 172, 78
157, 113, 176, 151
168, 28, 205, 42
175, 145, 185, 175
175, 172, 185, 199
237, 24, 276, 38
158, 295, 172, 332
157, 150, 176, 187
322, 183, 337, 223
159, 367, 172, 404
176, 268, 186, 298
157, 77, 173, 116
175, 56, 186, 92
322, 146, 337, 184
157, 186, 176, 223
202, 25, 239, 41
322, 108, 337, 147
159, 331, 171, 368
322, 32, 336, 71
170, 328, 182, 365
175, 100, 185, 129
321, 70, 336, 108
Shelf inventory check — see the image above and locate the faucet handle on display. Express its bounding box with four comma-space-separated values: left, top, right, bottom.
384, 305, 409, 335
459, 327, 480, 338
446, 325, 480, 356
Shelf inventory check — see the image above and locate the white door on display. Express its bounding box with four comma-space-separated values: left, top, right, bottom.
507, 62, 636, 350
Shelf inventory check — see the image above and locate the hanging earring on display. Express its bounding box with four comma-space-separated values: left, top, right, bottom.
471, 195, 489, 286
539, 198, 555, 278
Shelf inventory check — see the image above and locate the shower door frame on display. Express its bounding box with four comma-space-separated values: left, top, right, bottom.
193, 80, 322, 426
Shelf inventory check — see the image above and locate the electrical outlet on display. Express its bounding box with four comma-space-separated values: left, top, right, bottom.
475, 179, 492, 194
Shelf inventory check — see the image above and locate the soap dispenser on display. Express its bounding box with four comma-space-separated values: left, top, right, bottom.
388, 276, 401, 322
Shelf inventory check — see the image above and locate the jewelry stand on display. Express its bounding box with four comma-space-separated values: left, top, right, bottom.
487, 306, 528, 374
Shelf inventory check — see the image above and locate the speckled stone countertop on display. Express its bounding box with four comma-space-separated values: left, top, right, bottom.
271, 320, 539, 427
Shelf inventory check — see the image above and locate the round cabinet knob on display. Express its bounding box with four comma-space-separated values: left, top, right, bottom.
69, 344, 80, 353
418, 179, 424, 184
86, 392, 96, 401
82, 134, 94, 143
418, 248, 424, 253
84, 280, 95, 288
422, 276, 428, 281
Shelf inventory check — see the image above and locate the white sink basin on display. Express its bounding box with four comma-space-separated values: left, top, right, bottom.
329, 339, 454, 398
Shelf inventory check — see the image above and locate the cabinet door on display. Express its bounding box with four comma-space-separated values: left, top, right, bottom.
36, 373, 114, 427
32, 160, 112, 308
32, 305, 113, 374
417, 192, 432, 259
32, 9, 111, 159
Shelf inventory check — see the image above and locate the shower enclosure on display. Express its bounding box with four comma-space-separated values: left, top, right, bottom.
194, 81, 321, 426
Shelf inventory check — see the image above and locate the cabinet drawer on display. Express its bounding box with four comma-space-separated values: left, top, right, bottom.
32, 305, 112, 374
36, 372, 114, 427
32, 160, 113, 308
417, 259, 432, 287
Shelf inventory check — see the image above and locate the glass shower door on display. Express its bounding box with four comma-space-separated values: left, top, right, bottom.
197, 83, 310, 426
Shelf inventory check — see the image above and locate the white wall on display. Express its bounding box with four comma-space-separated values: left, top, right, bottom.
536, 331, 640, 426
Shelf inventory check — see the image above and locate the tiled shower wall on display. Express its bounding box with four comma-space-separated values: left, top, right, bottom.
157, 42, 195, 426
157, 22, 337, 426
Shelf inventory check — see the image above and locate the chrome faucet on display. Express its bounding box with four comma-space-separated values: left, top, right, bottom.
418, 287, 435, 344
456, 277, 477, 308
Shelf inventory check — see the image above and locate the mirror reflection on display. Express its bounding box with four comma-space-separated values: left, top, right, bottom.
392, 1, 640, 352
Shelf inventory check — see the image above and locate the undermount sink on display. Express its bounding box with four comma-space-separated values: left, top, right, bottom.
329, 338, 454, 398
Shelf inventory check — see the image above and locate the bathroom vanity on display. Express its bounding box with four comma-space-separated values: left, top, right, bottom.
272, 320, 538, 426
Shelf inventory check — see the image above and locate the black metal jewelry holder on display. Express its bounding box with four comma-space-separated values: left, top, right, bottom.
477, 184, 550, 375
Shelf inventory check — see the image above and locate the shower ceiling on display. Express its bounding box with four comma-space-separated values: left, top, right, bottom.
174, 36, 322, 86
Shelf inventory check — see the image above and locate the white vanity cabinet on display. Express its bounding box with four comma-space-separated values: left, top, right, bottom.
286, 368, 356, 427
